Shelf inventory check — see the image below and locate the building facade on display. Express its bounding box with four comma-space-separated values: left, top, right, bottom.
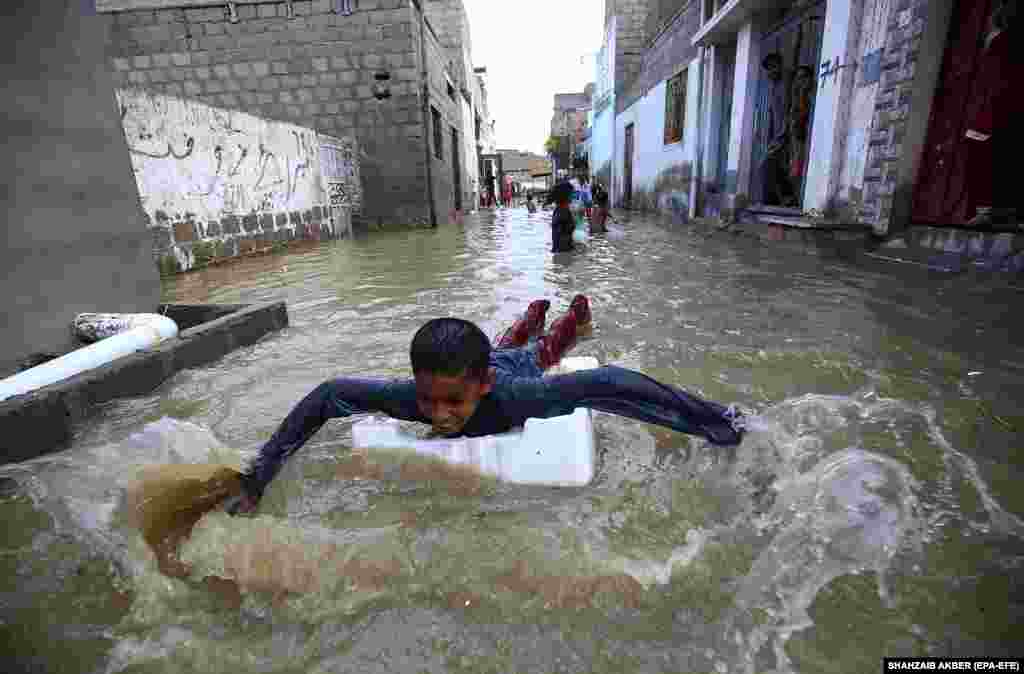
497, 150, 552, 192
2, 0, 161, 377
596, 0, 1007, 236
98, 0, 493, 229
550, 91, 593, 180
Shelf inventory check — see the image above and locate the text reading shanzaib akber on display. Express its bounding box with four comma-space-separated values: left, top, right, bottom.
884, 659, 1022, 672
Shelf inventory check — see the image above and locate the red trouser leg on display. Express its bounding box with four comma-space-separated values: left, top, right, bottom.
536, 295, 591, 370
495, 300, 550, 348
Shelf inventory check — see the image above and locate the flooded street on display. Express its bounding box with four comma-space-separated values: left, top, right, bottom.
3, 209, 1023, 673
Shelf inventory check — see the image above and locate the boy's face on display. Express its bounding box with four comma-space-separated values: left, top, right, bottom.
414, 368, 494, 435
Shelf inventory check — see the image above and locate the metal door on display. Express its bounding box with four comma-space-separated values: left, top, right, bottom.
912, 0, 994, 224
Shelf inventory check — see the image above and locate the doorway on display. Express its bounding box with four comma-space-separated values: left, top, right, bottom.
749, 0, 827, 208
623, 122, 635, 207
451, 127, 462, 212
912, 0, 997, 225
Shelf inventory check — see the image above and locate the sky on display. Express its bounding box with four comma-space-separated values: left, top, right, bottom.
461, 0, 606, 156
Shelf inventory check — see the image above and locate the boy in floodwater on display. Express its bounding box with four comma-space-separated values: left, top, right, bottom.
545, 181, 577, 253
526, 191, 537, 213
229, 296, 745, 514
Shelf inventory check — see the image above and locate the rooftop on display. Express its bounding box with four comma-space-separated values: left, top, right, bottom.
553, 92, 591, 111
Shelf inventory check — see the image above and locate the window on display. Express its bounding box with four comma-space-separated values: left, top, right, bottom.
664, 70, 686, 145
432, 106, 443, 160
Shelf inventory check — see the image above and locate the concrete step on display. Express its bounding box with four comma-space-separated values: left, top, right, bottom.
866, 226, 1024, 273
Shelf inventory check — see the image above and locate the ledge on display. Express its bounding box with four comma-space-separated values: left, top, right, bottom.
692, 0, 793, 45
0, 301, 288, 465
96, 0, 276, 11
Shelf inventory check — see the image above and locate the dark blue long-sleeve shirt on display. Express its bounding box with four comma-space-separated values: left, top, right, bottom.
240, 347, 742, 499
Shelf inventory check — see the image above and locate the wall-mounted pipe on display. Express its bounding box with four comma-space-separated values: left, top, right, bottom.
0, 314, 178, 402
415, 0, 438, 227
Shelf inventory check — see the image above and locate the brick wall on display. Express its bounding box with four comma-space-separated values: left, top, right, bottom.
105, 0, 436, 226
860, 0, 929, 228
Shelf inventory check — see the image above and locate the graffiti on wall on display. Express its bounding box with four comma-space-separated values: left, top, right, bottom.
117, 89, 358, 224
319, 137, 362, 210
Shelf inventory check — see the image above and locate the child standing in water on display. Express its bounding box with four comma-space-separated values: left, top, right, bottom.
546, 181, 576, 252
590, 181, 609, 233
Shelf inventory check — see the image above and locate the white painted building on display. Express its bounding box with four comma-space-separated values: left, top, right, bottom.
590, 17, 618, 189
593, 0, 979, 235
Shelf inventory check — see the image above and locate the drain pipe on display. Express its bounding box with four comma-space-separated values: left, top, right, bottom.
416, 0, 438, 228
0, 313, 178, 402
690, 44, 707, 221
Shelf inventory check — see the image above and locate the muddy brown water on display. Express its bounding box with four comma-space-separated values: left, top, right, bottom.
2, 209, 1023, 673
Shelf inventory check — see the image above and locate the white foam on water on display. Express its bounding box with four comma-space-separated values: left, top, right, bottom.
615, 527, 708, 586
733, 448, 922, 674
918, 404, 1024, 539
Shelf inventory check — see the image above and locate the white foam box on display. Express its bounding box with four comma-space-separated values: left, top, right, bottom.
350, 356, 598, 486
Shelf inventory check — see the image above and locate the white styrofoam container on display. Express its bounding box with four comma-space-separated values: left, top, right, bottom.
350, 356, 598, 486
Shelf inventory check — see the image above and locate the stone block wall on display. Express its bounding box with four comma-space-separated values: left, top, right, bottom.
103, 0, 437, 226
860, 0, 930, 229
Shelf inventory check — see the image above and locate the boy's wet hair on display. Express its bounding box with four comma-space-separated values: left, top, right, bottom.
410, 318, 491, 381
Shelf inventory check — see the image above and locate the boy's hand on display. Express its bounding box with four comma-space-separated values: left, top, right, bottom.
223, 491, 258, 515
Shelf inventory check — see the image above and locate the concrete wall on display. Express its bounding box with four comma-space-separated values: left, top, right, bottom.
1, 0, 160, 376
102, 0, 438, 226
422, 0, 479, 211
416, 7, 462, 222
645, 0, 694, 43
632, 0, 701, 96
117, 88, 359, 273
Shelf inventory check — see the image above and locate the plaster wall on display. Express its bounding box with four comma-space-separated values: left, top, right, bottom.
591, 17, 618, 188
118, 88, 359, 272
612, 61, 699, 212
836, 0, 891, 213
804, 0, 865, 212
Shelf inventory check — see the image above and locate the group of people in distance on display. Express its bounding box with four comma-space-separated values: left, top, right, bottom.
522, 175, 611, 253
546, 176, 611, 253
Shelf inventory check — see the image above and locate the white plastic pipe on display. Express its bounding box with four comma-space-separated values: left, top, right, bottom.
0, 314, 178, 402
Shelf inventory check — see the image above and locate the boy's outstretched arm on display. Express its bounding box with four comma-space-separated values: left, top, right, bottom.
233, 378, 425, 511
501, 365, 745, 446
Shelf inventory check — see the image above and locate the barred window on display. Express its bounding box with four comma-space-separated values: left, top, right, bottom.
664, 70, 687, 145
